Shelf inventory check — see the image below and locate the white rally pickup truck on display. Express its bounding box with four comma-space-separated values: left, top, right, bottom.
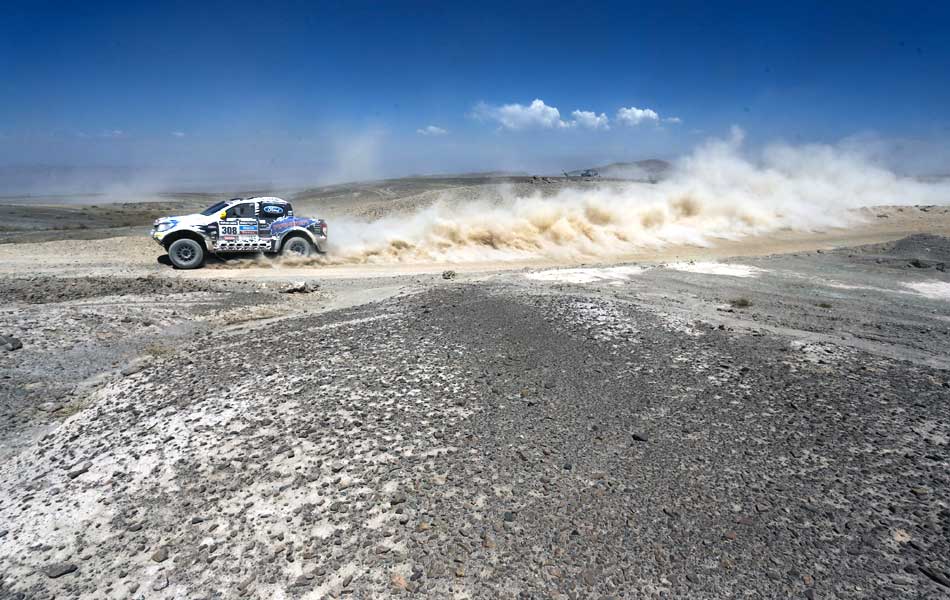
150, 196, 328, 269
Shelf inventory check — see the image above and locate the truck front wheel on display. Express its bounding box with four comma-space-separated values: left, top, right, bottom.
167, 238, 206, 269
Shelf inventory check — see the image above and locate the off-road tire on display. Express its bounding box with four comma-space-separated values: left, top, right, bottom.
167, 238, 206, 269
281, 236, 314, 258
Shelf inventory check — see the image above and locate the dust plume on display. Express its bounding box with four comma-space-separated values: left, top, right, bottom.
316, 128, 950, 265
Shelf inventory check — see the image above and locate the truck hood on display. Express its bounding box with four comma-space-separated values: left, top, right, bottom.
153, 213, 212, 228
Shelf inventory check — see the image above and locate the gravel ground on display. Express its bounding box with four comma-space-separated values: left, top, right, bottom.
0, 278, 324, 463
0, 236, 948, 599
0, 275, 251, 304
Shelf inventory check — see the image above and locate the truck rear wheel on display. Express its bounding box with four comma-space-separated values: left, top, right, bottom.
281, 236, 314, 258
168, 238, 206, 269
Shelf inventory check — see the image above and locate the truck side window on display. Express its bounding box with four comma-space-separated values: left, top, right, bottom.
225, 203, 256, 219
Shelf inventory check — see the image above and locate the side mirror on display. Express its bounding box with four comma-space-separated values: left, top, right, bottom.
219, 211, 227, 220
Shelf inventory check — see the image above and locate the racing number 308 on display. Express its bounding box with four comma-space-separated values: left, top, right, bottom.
221, 225, 238, 236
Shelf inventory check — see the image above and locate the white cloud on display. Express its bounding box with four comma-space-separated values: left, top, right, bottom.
416, 125, 448, 136
99, 129, 125, 138
571, 110, 610, 130
474, 98, 572, 130
616, 107, 659, 126
475, 99, 678, 132
171, 131, 186, 137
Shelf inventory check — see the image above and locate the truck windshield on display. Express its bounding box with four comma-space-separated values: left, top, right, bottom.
200, 201, 229, 216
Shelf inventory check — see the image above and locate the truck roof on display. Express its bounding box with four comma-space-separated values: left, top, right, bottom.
250, 196, 288, 203
233, 196, 288, 204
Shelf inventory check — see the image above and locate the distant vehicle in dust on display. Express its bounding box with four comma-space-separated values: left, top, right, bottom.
562, 168, 600, 179
150, 197, 328, 269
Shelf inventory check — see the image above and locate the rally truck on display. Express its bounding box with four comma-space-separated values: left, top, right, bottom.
150, 196, 328, 269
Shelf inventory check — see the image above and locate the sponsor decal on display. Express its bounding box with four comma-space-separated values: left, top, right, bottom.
263, 205, 285, 215
271, 216, 315, 233
219, 221, 258, 237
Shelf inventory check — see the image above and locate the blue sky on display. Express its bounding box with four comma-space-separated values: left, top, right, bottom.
2, 0, 949, 190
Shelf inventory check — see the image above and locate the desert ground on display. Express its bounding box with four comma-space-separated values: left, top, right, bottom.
0, 176, 949, 599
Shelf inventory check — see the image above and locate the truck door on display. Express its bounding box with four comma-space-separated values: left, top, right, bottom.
218, 201, 260, 249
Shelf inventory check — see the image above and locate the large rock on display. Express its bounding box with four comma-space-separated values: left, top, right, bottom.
43, 563, 77, 578
282, 281, 319, 294
151, 546, 170, 562
1, 335, 22, 352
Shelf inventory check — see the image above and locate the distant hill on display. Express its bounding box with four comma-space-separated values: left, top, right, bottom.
565, 159, 671, 182
403, 170, 531, 179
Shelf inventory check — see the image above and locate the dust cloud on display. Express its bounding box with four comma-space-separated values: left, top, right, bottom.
318, 128, 950, 265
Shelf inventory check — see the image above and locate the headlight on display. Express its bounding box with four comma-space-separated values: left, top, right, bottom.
154, 220, 177, 232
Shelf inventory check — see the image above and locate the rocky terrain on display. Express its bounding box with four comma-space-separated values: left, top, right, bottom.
1, 229, 949, 599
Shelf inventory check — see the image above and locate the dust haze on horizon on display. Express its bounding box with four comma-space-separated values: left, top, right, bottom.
280, 128, 950, 265
2, 124, 950, 198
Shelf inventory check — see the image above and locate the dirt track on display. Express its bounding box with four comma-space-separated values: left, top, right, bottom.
1, 199, 949, 280
1, 182, 949, 598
